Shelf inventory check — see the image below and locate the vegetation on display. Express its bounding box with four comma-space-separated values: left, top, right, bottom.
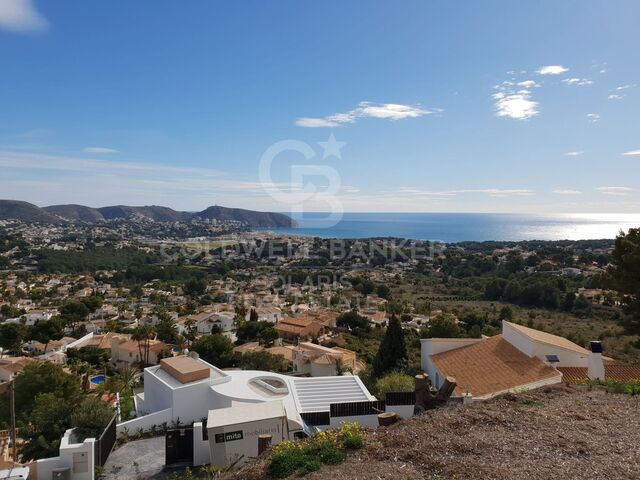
373, 315, 407, 376
191, 334, 235, 367
35, 246, 157, 273
269, 423, 365, 478
374, 371, 415, 399
237, 350, 291, 373
608, 228, 640, 333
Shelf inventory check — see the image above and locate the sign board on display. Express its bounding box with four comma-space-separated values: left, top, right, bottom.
215, 430, 244, 444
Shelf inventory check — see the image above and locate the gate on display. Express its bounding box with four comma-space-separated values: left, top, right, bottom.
165, 426, 194, 466
95, 414, 117, 467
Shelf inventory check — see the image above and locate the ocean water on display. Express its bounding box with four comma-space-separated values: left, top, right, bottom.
263, 213, 640, 242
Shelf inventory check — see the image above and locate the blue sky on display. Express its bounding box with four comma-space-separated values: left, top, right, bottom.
0, 0, 639, 214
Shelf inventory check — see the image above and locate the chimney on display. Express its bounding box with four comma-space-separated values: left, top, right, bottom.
587, 341, 605, 381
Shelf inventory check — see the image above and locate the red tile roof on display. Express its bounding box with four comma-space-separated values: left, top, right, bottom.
558, 365, 640, 384
430, 335, 561, 398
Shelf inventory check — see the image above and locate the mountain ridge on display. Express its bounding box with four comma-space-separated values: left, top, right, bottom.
0, 200, 296, 228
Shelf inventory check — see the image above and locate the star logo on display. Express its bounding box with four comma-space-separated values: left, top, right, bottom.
318, 133, 346, 160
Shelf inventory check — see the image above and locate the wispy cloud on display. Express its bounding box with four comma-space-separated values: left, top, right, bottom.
596, 186, 633, 196
396, 187, 535, 198
608, 94, 624, 100
0, 0, 48, 33
492, 81, 539, 120
564, 151, 583, 156
622, 149, 640, 157
586, 113, 600, 123
562, 78, 593, 86
83, 147, 119, 154
537, 65, 569, 75
296, 101, 438, 128
553, 189, 582, 195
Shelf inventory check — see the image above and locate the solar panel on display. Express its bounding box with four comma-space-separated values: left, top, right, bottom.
545, 354, 560, 363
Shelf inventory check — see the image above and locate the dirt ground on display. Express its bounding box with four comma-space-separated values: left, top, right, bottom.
229, 384, 640, 480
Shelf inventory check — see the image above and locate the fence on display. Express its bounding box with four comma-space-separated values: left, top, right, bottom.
385, 391, 416, 406
94, 413, 117, 467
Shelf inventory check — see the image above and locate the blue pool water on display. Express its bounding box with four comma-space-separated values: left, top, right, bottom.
90, 375, 105, 384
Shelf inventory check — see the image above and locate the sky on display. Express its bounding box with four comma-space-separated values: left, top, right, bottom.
1, 0, 639, 214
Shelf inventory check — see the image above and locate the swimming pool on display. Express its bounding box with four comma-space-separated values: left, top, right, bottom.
90, 375, 105, 384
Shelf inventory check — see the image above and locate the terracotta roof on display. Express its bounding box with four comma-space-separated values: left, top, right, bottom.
504, 321, 589, 355
430, 335, 561, 398
233, 342, 262, 354
266, 346, 296, 361
558, 365, 640, 384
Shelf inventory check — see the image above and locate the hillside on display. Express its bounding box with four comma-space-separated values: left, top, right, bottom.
231, 385, 640, 480
0, 200, 296, 228
195, 205, 294, 228
0, 200, 65, 224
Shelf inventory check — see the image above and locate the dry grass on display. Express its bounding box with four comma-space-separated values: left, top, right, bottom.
227, 384, 640, 480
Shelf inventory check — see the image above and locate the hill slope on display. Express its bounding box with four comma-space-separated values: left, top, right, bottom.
230, 385, 640, 480
0, 200, 296, 228
0, 200, 66, 224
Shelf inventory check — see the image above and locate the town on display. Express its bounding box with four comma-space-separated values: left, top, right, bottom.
1, 216, 639, 479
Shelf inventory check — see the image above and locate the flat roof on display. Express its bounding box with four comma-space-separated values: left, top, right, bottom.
147, 356, 227, 389
161, 356, 210, 384
207, 400, 286, 428
291, 376, 375, 413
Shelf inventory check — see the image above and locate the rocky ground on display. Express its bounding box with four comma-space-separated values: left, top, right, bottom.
230, 384, 640, 480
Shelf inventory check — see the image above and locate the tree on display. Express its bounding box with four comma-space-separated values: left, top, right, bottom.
376, 284, 391, 300
27, 317, 65, 353
608, 228, 640, 333
191, 334, 235, 367
336, 309, 371, 334
11, 362, 82, 422
249, 308, 259, 322
183, 319, 197, 347
498, 305, 513, 321
238, 351, 291, 373
79, 296, 104, 313
59, 300, 90, 334
373, 315, 407, 376
131, 324, 155, 367
0, 322, 27, 353
156, 318, 178, 344
20, 393, 72, 460
184, 278, 207, 297
422, 314, 461, 338
71, 397, 114, 441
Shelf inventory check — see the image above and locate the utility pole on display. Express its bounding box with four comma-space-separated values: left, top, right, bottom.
10, 379, 17, 463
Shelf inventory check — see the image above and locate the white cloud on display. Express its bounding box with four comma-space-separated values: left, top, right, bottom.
623, 149, 640, 156
596, 186, 633, 196
615, 85, 634, 91
517, 80, 540, 88
553, 189, 582, 195
83, 147, 119, 154
493, 91, 539, 120
0, 0, 48, 33
396, 187, 535, 197
564, 151, 583, 156
537, 65, 569, 75
586, 113, 600, 123
608, 94, 624, 100
296, 101, 436, 128
562, 78, 593, 86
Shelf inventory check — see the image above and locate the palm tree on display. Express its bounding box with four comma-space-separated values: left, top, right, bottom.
131, 325, 155, 367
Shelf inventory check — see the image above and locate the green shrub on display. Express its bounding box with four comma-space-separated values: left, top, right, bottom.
375, 371, 415, 399
268, 423, 365, 478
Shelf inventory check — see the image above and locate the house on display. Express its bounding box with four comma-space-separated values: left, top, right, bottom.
420, 320, 615, 401
0, 357, 34, 382
274, 316, 324, 341
292, 342, 359, 376
110, 336, 169, 368
126, 354, 377, 435
361, 309, 388, 326
193, 312, 235, 334
245, 306, 282, 323
22, 309, 56, 326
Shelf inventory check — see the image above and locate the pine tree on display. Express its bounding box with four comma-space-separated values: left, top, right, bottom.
373, 314, 407, 376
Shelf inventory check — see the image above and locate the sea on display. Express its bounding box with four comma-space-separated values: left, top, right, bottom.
261, 212, 640, 243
